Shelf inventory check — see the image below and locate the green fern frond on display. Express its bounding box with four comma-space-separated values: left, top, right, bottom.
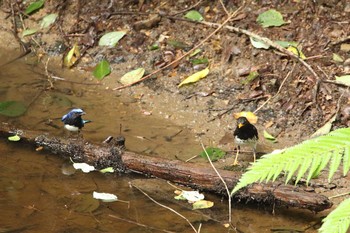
319, 198, 350, 233
231, 127, 350, 195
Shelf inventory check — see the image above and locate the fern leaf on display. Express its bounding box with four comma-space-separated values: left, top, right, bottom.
231, 128, 350, 195
343, 146, 350, 176
295, 157, 312, 184
328, 149, 343, 181
306, 155, 323, 185
319, 198, 350, 233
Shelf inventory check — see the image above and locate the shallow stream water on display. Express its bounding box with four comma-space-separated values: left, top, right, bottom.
0, 55, 320, 232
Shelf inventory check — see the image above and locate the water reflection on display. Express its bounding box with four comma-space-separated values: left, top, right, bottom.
0, 57, 320, 232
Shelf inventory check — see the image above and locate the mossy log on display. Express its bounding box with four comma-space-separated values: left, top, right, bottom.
0, 123, 332, 212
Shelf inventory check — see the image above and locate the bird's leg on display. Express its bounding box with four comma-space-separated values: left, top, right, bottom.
233, 145, 240, 166
253, 147, 256, 163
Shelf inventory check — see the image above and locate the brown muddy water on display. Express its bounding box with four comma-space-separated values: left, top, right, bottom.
0, 56, 320, 232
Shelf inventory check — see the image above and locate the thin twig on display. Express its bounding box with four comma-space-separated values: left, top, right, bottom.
328, 192, 350, 199
113, 4, 245, 90
170, 0, 204, 16
219, 0, 230, 16
131, 184, 199, 233
109, 214, 176, 233
201, 21, 320, 81
199, 140, 232, 224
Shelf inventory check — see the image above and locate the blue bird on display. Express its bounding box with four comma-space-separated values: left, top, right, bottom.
61, 108, 91, 132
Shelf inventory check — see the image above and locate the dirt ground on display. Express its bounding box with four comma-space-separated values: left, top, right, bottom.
1, 0, 350, 208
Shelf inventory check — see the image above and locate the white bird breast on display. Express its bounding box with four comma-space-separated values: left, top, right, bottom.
64, 124, 80, 132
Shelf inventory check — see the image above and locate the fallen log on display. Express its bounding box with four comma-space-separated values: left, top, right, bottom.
0, 123, 332, 212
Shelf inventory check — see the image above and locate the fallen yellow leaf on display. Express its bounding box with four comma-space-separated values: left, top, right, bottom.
63, 44, 80, 67
287, 46, 306, 60
233, 111, 258, 124
178, 67, 209, 87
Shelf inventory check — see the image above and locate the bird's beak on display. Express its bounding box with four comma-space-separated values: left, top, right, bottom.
238, 123, 243, 128
80, 112, 86, 115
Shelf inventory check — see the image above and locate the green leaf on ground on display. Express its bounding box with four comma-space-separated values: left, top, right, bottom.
263, 130, 277, 142
189, 48, 202, 57
0, 101, 27, 117
25, 0, 45, 15
250, 37, 270, 49
93, 60, 111, 80
274, 40, 298, 48
178, 67, 209, 87
332, 53, 344, 63
190, 58, 209, 65
335, 75, 350, 86
242, 71, 259, 84
167, 40, 191, 49
184, 10, 203, 21
98, 31, 126, 47
257, 9, 287, 27
40, 13, 58, 29
148, 43, 159, 50
8, 135, 21, 141
199, 147, 226, 162
120, 68, 145, 85
22, 28, 38, 37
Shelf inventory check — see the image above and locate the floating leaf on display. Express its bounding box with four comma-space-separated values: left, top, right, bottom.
250, 37, 270, 49
178, 67, 209, 87
99, 167, 115, 173
40, 13, 58, 29
63, 44, 80, 68
25, 0, 45, 15
8, 135, 21, 141
184, 10, 203, 21
73, 162, 95, 173
93, 191, 118, 202
190, 58, 209, 65
335, 75, 350, 86
257, 9, 287, 28
22, 28, 38, 37
0, 101, 27, 117
233, 111, 258, 124
199, 147, 225, 162
120, 68, 145, 85
192, 200, 214, 210
174, 190, 204, 202
242, 71, 259, 84
274, 40, 298, 48
93, 59, 111, 80
263, 130, 276, 142
311, 115, 336, 138
98, 31, 126, 47
71, 194, 100, 212
287, 46, 306, 59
